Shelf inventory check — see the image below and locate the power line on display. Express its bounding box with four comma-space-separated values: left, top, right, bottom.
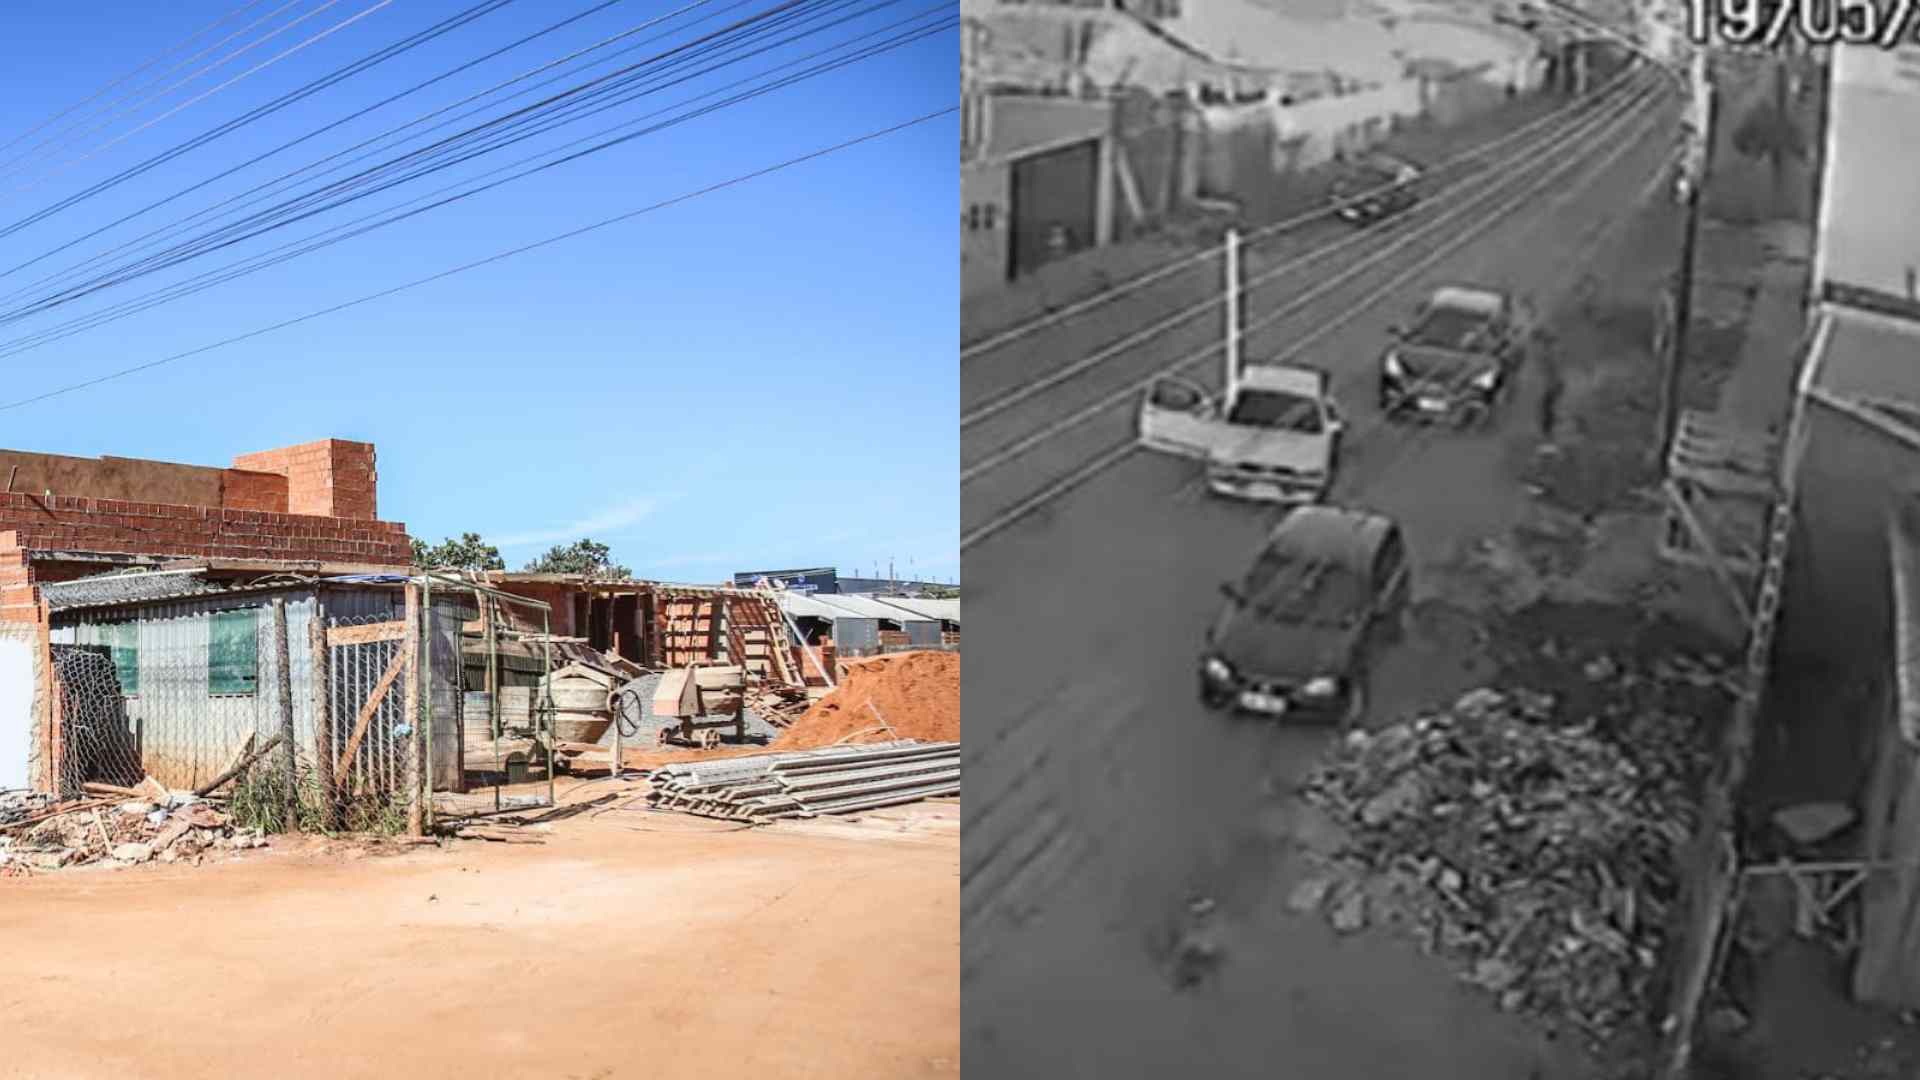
0, 0, 731, 304
0, 0, 524, 245
0, 0, 337, 189
0, 0, 824, 304
0, 107, 954, 413
11, 0, 401, 200
0, 0, 887, 322
0, 0, 272, 159
0, 10, 951, 359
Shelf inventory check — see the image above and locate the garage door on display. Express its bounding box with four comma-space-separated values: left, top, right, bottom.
1009, 138, 1098, 280
0, 635, 30, 789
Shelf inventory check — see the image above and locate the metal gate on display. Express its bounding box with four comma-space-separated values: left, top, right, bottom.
1009, 139, 1097, 278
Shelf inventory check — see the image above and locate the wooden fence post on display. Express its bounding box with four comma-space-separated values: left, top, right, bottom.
271, 598, 298, 830
404, 583, 423, 838
309, 603, 338, 831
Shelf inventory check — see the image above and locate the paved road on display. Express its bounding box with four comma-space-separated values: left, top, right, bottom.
961, 71, 1684, 1078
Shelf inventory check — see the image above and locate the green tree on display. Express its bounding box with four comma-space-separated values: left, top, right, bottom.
411, 532, 506, 571
523, 538, 630, 579
920, 585, 959, 600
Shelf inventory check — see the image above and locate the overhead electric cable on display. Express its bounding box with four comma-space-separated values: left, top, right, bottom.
0, 107, 955, 413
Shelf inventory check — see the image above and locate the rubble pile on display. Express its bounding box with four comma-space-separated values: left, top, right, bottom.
1298, 686, 1712, 1042
0, 793, 267, 876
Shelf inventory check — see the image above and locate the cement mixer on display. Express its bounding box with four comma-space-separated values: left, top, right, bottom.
646, 662, 747, 750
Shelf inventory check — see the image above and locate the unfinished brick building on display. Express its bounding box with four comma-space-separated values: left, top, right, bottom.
0, 439, 411, 790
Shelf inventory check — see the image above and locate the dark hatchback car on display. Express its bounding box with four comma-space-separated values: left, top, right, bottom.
1198, 506, 1411, 724
1329, 154, 1422, 226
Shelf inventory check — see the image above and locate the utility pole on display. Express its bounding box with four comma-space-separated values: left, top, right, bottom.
1658, 49, 1712, 467
1224, 227, 1242, 399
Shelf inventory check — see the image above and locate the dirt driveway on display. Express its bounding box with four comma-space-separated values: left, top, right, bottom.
0, 794, 959, 1080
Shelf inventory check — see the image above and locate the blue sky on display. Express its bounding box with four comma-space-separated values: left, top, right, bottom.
0, 0, 956, 584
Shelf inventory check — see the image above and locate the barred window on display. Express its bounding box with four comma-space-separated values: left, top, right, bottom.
209, 609, 259, 696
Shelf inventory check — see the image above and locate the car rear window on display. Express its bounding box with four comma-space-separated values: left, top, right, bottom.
1407, 308, 1495, 350
1227, 390, 1323, 434
1241, 548, 1365, 625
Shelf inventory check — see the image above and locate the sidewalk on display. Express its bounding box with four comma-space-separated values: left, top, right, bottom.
1705, 220, 1811, 439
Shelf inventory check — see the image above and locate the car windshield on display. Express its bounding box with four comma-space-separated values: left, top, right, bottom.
1227, 390, 1323, 434
1237, 547, 1364, 626
1406, 307, 1495, 351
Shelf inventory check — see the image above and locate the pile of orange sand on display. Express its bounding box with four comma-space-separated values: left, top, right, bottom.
772, 651, 960, 750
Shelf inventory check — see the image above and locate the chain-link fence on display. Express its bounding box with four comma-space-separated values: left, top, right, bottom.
315, 610, 418, 834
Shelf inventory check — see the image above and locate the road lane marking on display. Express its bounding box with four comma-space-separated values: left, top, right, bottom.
958, 67, 1644, 366
959, 83, 1663, 487
960, 78, 1652, 432
962, 99, 1674, 551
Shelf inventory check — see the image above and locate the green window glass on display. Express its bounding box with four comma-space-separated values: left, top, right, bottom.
108, 623, 139, 696
209, 610, 259, 696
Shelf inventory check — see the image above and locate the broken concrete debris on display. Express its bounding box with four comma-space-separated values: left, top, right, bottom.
0, 788, 263, 876
1301, 685, 1710, 1043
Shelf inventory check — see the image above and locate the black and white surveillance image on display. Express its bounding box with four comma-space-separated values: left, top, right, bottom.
962, 1, 1917, 1075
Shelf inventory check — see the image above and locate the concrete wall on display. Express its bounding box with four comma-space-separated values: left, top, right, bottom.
963, 93, 1116, 299
0, 449, 287, 513
963, 158, 1013, 298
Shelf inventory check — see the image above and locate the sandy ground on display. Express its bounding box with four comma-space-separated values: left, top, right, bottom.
961, 71, 1684, 1077
0, 793, 959, 1080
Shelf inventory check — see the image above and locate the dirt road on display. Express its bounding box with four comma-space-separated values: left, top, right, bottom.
0, 799, 959, 1080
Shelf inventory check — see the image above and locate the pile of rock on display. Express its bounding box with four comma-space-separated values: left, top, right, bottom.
1295, 686, 1710, 1043
0, 794, 267, 874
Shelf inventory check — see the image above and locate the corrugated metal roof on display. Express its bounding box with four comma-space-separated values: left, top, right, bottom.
865, 596, 960, 624
778, 593, 847, 621
1815, 44, 1920, 300
807, 594, 942, 622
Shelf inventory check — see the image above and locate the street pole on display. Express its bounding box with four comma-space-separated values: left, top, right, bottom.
1659, 52, 1712, 467
1224, 227, 1241, 400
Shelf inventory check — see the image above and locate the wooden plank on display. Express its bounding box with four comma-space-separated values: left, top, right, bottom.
1662, 478, 1754, 623
404, 585, 422, 838
337, 646, 408, 786
309, 608, 338, 830
327, 620, 407, 647
193, 731, 286, 797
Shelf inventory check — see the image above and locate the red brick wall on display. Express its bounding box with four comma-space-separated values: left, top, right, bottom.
220, 468, 287, 513
232, 439, 378, 521
0, 492, 412, 623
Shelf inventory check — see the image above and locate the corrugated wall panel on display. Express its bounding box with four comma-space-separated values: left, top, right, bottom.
54, 587, 409, 791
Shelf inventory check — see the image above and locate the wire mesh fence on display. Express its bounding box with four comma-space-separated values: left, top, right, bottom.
314, 610, 418, 833
50, 578, 569, 832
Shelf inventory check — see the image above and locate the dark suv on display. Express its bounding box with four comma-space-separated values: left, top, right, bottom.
1329, 154, 1421, 226
1198, 506, 1411, 724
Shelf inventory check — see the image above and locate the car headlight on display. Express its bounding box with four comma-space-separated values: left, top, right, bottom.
1204, 656, 1234, 683
1471, 368, 1499, 390
1302, 676, 1340, 697
1384, 354, 1405, 379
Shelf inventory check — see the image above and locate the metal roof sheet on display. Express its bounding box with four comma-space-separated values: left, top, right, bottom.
805, 593, 938, 622
778, 593, 847, 620
865, 596, 961, 624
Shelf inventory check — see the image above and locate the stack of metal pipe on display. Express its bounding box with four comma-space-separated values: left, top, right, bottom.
647, 740, 959, 821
